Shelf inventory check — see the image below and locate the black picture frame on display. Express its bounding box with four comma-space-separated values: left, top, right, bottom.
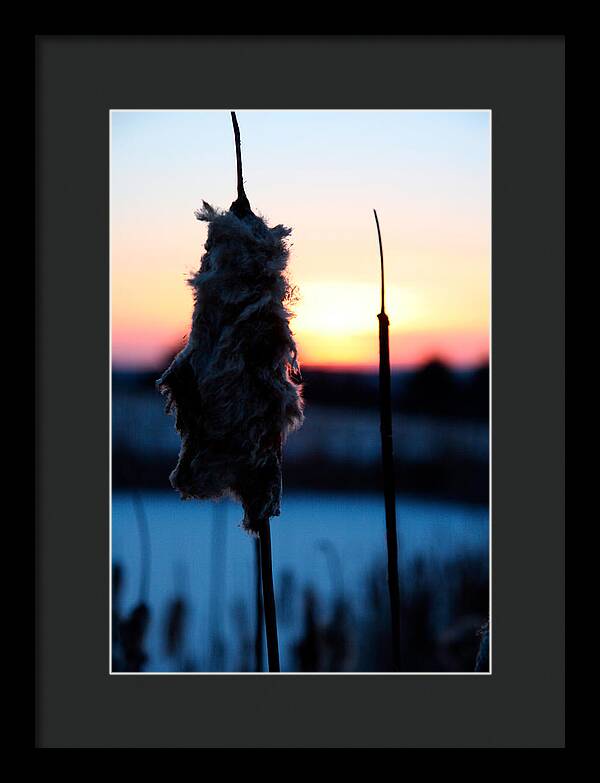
35, 35, 565, 748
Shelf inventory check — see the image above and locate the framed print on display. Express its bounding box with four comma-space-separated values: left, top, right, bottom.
35, 34, 564, 747
110, 107, 491, 677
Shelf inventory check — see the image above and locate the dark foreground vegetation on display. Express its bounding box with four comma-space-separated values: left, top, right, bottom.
112, 359, 490, 673
112, 551, 489, 673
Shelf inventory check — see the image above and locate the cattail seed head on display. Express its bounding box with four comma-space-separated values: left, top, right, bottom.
158, 203, 303, 533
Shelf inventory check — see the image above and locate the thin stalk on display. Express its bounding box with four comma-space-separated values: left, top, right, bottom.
254, 538, 264, 672
317, 539, 344, 598
230, 111, 252, 217
373, 209, 401, 671
258, 520, 280, 672
230, 109, 276, 670
132, 490, 151, 605
208, 502, 227, 671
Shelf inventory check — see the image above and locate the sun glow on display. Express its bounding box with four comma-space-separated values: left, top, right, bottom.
111, 110, 490, 370
291, 281, 424, 335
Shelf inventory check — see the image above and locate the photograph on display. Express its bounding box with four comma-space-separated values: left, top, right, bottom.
110, 109, 491, 674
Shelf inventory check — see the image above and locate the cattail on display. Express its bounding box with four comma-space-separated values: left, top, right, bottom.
374, 209, 401, 671
158, 112, 303, 671
164, 564, 189, 668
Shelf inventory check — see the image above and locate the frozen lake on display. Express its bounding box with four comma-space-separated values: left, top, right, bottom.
112, 490, 489, 672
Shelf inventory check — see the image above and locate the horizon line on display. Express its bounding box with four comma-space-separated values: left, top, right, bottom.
112, 356, 489, 375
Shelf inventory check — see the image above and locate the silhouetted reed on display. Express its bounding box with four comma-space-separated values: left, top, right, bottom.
357, 554, 488, 672
132, 489, 151, 604
324, 598, 352, 672
112, 494, 153, 672
208, 503, 227, 671
111, 563, 124, 671
231, 599, 252, 672
317, 539, 344, 596
293, 587, 353, 672
294, 588, 320, 671
157, 112, 303, 672
276, 569, 296, 627
373, 209, 402, 670
120, 602, 150, 672
165, 597, 186, 659
160, 562, 190, 670
475, 621, 490, 672
112, 547, 487, 672
254, 538, 264, 672
112, 564, 149, 673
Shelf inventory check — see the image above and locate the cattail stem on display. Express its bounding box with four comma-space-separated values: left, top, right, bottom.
374, 209, 401, 671
231, 111, 244, 199
230, 111, 252, 217
254, 538, 264, 672
258, 520, 280, 672
230, 110, 277, 672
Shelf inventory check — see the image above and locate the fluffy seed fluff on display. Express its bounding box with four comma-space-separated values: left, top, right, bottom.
157, 202, 304, 534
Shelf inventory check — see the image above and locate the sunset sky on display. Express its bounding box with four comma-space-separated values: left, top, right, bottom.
111, 110, 490, 370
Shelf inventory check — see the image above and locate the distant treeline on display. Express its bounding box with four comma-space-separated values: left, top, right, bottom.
113, 445, 489, 505
113, 359, 489, 422
301, 360, 488, 420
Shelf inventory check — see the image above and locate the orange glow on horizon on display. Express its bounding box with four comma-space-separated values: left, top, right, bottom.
111, 323, 489, 371
111, 111, 490, 372
112, 273, 489, 370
